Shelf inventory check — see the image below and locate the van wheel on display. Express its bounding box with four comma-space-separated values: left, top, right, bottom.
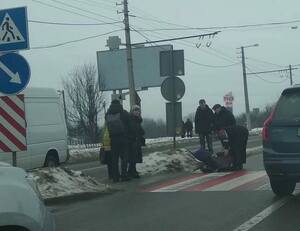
45, 153, 59, 168
270, 178, 296, 196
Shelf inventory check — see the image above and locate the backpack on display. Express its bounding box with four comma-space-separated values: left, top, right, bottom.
106, 113, 125, 136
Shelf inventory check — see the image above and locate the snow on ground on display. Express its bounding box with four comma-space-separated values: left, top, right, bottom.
29, 167, 108, 199
249, 128, 263, 136
68, 137, 198, 163
137, 149, 200, 176
137, 146, 263, 176
69, 148, 100, 163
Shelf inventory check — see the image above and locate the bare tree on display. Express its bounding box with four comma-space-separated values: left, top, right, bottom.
63, 63, 104, 143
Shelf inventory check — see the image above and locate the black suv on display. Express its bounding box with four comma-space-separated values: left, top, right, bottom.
263, 86, 300, 196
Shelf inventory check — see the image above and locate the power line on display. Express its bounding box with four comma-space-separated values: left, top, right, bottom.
246, 66, 289, 84
131, 31, 220, 46
134, 18, 300, 31
185, 58, 240, 68
247, 67, 298, 75
28, 19, 122, 26
133, 15, 195, 30
31, 0, 113, 23
130, 28, 239, 68
247, 57, 285, 68
136, 28, 239, 64
31, 29, 122, 49
49, 0, 120, 23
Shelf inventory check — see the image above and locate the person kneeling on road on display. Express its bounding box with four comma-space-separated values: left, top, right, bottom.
217, 125, 249, 170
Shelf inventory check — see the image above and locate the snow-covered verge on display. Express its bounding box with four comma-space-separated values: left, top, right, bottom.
68, 137, 198, 164
29, 167, 108, 199
137, 149, 200, 176
249, 128, 263, 136
69, 148, 100, 163
136, 145, 263, 176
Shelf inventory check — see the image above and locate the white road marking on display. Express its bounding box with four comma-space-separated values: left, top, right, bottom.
204, 171, 266, 191
232, 197, 291, 231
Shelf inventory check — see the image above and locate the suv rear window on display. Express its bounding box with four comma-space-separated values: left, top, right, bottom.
273, 90, 300, 121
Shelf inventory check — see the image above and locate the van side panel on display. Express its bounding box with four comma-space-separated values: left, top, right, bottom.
25, 96, 68, 168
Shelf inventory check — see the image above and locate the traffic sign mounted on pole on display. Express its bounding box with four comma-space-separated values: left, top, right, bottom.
0, 94, 27, 166
0, 53, 31, 95
0, 7, 29, 52
0, 94, 27, 152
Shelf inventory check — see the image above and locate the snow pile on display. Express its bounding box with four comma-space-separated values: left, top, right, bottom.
249, 128, 263, 136
29, 167, 107, 199
69, 148, 100, 163
137, 149, 200, 176
146, 137, 198, 148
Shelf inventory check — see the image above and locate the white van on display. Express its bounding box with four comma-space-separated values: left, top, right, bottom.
0, 88, 68, 169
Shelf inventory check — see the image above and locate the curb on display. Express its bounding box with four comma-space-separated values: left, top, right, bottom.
44, 188, 120, 206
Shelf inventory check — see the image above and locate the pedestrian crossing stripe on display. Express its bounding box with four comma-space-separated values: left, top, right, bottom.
143, 171, 273, 192
0, 13, 25, 44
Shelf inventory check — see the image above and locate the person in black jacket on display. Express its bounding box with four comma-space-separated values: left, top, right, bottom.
217, 125, 249, 170
212, 104, 236, 130
105, 100, 131, 182
185, 119, 193, 138
194, 99, 214, 153
128, 105, 145, 178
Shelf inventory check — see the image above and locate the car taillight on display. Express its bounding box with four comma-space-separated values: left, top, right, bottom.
262, 110, 274, 142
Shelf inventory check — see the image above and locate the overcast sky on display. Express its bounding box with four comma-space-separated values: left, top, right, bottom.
2, 0, 300, 121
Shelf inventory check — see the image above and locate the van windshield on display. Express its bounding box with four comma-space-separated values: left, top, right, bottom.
273, 91, 300, 122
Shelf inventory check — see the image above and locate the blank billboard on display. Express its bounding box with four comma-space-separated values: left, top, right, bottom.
97, 45, 173, 91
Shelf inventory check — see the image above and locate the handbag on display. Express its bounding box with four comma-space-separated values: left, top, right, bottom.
99, 147, 107, 165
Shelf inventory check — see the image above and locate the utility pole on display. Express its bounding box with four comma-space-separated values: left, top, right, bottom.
123, 0, 136, 108
289, 64, 294, 86
241, 46, 252, 131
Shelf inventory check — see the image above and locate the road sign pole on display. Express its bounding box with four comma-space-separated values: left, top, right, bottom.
12, 151, 17, 167
169, 49, 177, 150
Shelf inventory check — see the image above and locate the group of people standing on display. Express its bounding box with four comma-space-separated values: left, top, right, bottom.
194, 99, 249, 170
181, 119, 193, 138
102, 100, 145, 182
101, 98, 249, 182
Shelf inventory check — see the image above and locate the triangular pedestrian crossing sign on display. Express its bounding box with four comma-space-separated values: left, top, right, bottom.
0, 13, 25, 45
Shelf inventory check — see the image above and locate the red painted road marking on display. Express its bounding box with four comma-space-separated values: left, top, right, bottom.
182, 171, 248, 192
231, 175, 268, 192
142, 173, 207, 192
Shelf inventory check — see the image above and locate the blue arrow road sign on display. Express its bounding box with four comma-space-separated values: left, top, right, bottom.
0, 7, 29, 52
0, 53, 30, 95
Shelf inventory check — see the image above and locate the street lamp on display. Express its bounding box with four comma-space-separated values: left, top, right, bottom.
240, 43, 259, 130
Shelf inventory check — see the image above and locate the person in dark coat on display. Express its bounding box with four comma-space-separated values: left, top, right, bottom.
217, 125, 249, 170
185, 119, 193, 137
128, 105, 145, 178
180, 121, 186, 138
105, 100, 131, 182
212, 104, 236, 130
194, 99, 214, 153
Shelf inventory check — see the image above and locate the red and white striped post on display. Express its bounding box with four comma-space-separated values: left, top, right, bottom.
0, 94, 27, 167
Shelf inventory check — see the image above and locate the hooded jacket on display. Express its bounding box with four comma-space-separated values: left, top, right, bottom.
194, 105, 214, 133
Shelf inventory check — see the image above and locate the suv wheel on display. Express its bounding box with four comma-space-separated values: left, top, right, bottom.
270, 178, 296, 196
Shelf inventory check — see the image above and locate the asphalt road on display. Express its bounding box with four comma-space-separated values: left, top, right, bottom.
51, 135, 300, 231
51, 150, 300, 231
